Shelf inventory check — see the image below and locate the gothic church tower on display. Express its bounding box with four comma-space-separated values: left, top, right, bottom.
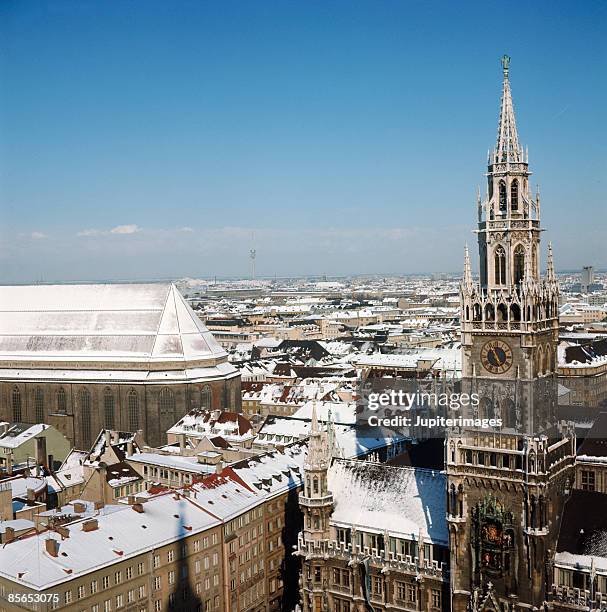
448, 57, 575, 612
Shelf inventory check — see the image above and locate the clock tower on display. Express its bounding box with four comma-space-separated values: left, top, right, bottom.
447, 57, 575, 612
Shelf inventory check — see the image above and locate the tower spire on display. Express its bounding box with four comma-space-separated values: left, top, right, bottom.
546, 242, 556, 283
463, 244, 473, 288
495, 55, 521, 164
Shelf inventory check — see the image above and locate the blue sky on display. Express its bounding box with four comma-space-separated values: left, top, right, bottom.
1, 0, 605, 281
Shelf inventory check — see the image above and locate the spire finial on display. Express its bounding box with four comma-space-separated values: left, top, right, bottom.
501, 54, 511, 79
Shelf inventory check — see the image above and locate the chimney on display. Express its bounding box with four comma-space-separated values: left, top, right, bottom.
47, 454, 54, 470
111, 431, 119, 444
45, 538, 59, 557
82, 519, 98, 532
55, 526, 70, 539
2, 527, 15, 544
215, 460, 223, 474
26, 488, 36, 503
126, 440, 134, 457
132, 503, 144, 514
94, 501, 105, 511
104, 430, 111, 446
179, 434, 186, 453
35, 437, 48, 468
0, 422, 8, 436
73, 502, 86, 514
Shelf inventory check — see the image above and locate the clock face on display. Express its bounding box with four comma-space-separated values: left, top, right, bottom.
480, 340, 513, 375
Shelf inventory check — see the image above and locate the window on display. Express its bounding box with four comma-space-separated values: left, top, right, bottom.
167, 550, 174, 563
159, 387, 175, 418
114, 571, 122, 585
91, 580, 98, 594
511, 179, 519, 210
514, 244, 525, 285
431, 589, 441, 609
154, 601, 161, 612
168, 571, 175, 585
396, 581, 406, 600
499, 180, 507, 211
494, 245, 506, 285
102, 576, 109, 589
372, 576, 382, 595
201, 385, 212, 409
104, 600, 111, 612
34, 387, 44, 423
116, 594, 123, 609
11, 387, 22, 422
128, 389, 139, 431
64, 591, 72, 604
57, 387, 67, 414
104, 388, 115, 429
153, 554, 160, 568
126, 567, 132, 580
581, 470, 596, 491
407, 583, 417, 602
153, 576, 161, 590
79, 389, 92, 447
138, 585, 146, 599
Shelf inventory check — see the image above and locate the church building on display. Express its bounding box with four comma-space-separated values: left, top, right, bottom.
0, 283, 241, 449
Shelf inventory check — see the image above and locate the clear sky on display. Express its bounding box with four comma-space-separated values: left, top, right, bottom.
1, 0, 605, 282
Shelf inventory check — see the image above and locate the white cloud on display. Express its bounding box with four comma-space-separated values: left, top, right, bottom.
110, 224, 140, 235
30, 231, 47, 240
77, 229, 101, 237
178, 227, 194, 233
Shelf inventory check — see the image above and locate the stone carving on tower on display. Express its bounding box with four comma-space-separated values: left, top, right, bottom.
448, 56, 576, 612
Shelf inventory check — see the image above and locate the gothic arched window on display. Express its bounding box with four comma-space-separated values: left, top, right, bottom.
128, 389, 140, 432
513, 245, 525, 286
34, 387, 44, 423
12, 387, 22, 422
510, 303, 521, 322
104, 388, 115, 429
499, 180, 507, 211
494, 246, 506, 285
511, 179, 519, 210
159, 387, 175, 416
79, 389, 92, 448
201, 385, 212, 409
57, 387, 67, 414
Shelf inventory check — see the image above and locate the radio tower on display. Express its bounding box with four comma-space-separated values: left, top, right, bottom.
249, 233, 256, 280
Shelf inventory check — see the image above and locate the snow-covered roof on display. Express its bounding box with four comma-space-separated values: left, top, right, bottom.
0, 283, 231, 370
0, 494, 220, 590
0, 423, 48, 449
127, 452, 215, 475
329, 460, 447, 545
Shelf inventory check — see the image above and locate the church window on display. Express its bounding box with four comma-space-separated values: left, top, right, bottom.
473, 303, 482, 321
513, 244, 525, 285
128, 389, 140, 432
104, 388, 115, 429
57, 387, 67, 414
11, 386, 22, 422
79, 388, 92, 448
201, 385, 212, 409
159, 387, 175, 417
497, 303, 508, 321
34, 387, 44, 423
494, 246, 506, 285
312, 477, 319, 494
499, 180, 507, 211
485, 303, 495, 321
511, 179, 519, 210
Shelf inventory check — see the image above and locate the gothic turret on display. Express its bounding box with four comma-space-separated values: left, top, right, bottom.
300, 403, 333, 543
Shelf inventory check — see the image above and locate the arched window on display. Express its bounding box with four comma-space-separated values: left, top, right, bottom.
494, 246, 506, 285
79, 389, 92, 448
103, 388, 115, 429
485, 304, 495, 321
513, 245, 525, 286
499, 180, 507, 211
511, 179, 519, 210
313, 477, 319, 494
201, 385, 212, 409
57, 387, 67, 414
510, 303, 521, 322
159, 387, 175, 415
34, 387, 44, 423
11, 387, 22, 422
497, 303, 508, 321
473, 303, 482, 321
128, 389, 140, 432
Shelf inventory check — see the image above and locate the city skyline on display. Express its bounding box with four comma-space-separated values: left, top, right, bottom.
1, 0, 605, 282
